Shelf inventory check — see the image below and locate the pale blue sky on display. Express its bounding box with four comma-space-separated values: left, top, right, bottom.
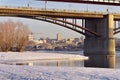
0, 0, 120, 39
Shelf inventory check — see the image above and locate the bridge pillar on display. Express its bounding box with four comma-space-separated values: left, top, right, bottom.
84, 14, 115, 68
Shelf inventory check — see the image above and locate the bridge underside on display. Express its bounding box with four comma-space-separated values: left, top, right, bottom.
2, 15, 119, 36
38, 0, 120, 6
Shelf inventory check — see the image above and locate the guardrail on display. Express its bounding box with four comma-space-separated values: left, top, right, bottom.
0, 6, 119, 15
84, 0, 120, 3
0, 6, 109, 13
38, 0, 120, 6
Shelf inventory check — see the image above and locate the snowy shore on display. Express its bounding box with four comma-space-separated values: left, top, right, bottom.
0, 51, 88, 62
0, 64, 120, 80
0, 51, 120, 80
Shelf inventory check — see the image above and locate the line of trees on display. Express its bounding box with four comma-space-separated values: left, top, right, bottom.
0, 20, 30, 52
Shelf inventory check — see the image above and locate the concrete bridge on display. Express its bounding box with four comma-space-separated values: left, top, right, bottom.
37, 0, 120, 6
0, 6, 120, 68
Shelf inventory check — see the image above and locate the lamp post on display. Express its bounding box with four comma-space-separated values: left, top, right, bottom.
45, 0, 47, 10
27, 0, 31, 7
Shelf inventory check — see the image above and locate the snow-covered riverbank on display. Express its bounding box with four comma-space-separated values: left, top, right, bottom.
0, 64, 120, 80
0, 51, 119, 80
0, 51, 88, 62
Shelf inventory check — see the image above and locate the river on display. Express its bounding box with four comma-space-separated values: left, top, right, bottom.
13, 51, 120, 69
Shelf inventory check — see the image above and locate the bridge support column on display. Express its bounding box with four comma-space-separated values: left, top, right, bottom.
84, 14, 115, 68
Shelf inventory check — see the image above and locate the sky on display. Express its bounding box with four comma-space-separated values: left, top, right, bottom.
0, 0, 120, 39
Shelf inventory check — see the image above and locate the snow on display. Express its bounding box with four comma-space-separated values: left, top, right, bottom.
0, 51, 88, 63
0, 64, 120, 80
0, 51, 120, 80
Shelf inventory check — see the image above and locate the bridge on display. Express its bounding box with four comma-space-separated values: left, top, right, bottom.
0, 6, 120, 36
0, 6, 120, 68
37, 0, 120, 6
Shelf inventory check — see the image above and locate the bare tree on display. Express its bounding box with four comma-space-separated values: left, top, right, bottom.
15, 21, 30, 52
0, 20, 16, 52
0, 20, 30, 52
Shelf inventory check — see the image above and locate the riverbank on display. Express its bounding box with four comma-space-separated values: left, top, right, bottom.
0, 64, 120, 80
0, 51, 88, 63
0, 51, 120, 80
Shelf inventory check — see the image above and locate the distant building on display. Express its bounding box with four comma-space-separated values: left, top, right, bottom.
57, 33, 62, 41
39, 38, 47, 44
66, 37, 74, 44
74, 38, 80, 42
43, 39, 47, 44
28, 33, 34, 41
33, 40, 43, 45
69, 37, 74, 43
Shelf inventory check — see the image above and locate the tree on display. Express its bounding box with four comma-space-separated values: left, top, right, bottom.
15, 21, 30, 52
0, 20, 30, 52
0, 20, 16, 52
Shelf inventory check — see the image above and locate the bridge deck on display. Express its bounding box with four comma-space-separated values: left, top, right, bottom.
0, 6, 120, 20
37, 0, 120, 6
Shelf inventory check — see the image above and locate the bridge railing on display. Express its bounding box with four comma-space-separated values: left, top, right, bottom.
84, 0, 120, 3
90, 0, 120, 3
0, 6, 81, 12
38, 0, 120, 6
0, 5, 120, 15
0, 6, 109, 14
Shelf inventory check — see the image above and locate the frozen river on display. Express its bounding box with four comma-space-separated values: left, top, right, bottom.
26, 51, 120, 69
1, 51, 120, 69
0, 51, 120, 80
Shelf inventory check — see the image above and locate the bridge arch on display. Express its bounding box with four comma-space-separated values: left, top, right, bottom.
0, 15, 100, 37
114, 27, 120, 35
31, 16, 100, 37
26, 16, 99, 37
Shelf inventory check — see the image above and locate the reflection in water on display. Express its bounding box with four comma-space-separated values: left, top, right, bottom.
3, 56, 120, 69
3, 51, 120, 68
116, 56, 120, 68
28, 62, 33, 66
9, 51, 86, 67
11, 56, 120, 69
10, 60, 84, 67
26, 60, 84, 67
